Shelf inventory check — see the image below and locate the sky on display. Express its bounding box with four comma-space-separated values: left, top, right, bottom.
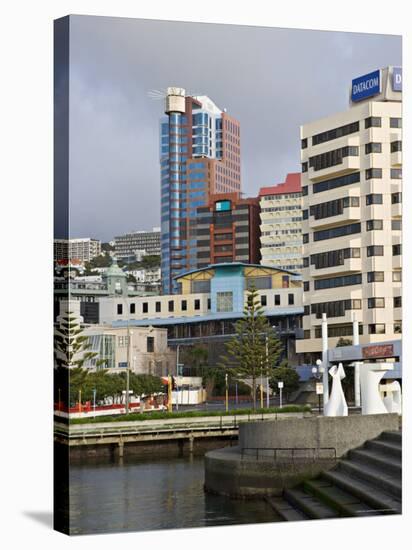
62, 15, 401, 242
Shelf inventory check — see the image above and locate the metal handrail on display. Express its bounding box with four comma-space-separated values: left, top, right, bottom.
240, 446, 337, 462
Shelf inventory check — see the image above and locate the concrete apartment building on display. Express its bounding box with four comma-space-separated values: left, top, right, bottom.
54, 238, 101, 263
196, 193, 261, 268
259, 173, 303, 273
296, 67, 402, 361
160, 87, 241, 293
114, 227, 161, 261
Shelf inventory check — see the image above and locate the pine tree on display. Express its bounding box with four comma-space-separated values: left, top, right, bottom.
218, 285, 283, 411
54, 311, 98, 368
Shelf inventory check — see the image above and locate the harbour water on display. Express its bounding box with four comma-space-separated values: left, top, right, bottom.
69, 454, 281, 535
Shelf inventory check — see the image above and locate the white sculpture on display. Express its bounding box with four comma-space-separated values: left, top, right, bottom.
324, 363, 348, 417
380, 381, 402, 414
359, 362, 394, 415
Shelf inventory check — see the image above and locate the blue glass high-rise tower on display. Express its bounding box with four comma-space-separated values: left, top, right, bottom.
160, 87, 241, 294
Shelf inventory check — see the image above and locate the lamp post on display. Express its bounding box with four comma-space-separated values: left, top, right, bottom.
278, 381, 283, 408
315, 359, 325, 414
125, 329, 133, 415
225, 373, 229, 412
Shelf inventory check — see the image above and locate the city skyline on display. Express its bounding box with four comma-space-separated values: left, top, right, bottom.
63, 16, 401, 241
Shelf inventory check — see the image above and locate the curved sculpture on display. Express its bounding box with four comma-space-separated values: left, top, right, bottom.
381, 380, 402, 414
360, 362, 394, 415
324, 363, 348, 417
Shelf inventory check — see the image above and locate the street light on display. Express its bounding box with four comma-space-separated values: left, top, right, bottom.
278, 381, 283, 408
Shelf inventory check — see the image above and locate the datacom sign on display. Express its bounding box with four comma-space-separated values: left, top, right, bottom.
392, 67, 402, 91
215, 200, 231, 212
351, 69, 381, 102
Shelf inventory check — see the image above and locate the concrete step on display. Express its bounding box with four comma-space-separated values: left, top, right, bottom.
379, 431, 402, 446
265, 496, 308, 521
338, 459, 401, 499
283, 487, 339, 520
303, 478, 380, 518
348, 448, 401, 477
322, 469, 401, 514
365, 439, 401, 460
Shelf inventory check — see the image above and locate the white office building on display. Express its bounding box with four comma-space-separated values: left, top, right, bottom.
296, 67, 402, 360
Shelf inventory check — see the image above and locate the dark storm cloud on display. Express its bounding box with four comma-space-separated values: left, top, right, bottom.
66, 16, 401, 241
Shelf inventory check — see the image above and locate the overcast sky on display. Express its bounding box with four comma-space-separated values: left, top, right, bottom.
66, 15, 401, 242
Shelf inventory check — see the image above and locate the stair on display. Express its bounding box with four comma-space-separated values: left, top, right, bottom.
269, 430, 402, 521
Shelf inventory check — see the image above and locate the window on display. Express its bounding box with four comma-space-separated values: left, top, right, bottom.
367, 271, 384, 283
147, 336, 154, 353
303, 281, 310, 291
181, 300, 187, 311
308, 146, 359, 172
310, 248, 360, 270
365, 116, 381, 128
142, 302, 148, 313
369, 324, 385, 335
194, 299, 200, 310
365, 142, 382, 154
207, 298, 211, 310
391, 141, 402, 153
393, 271, 402, 282
246, 276, 272, 290
302, 161, 308, 173
392, 244, 402, 256
302, 186, 308, 196
366, 220, 383, 231
118, 336, 129, 347
368, 297, 385, 308
274, 294, 280, 306
311, 299, 361, 319
391, 192, 402, 204
367, 246, 384, 257
366, 194, 383, 205
192, 280, 211, 293
315, 323, 364, 338
156, 301, 161, 313
261, 295, 267, 306
314, 223, 361, 242
312, 121, 359, 145
313, 172, 360, 194
302, 209, 309, 220
392, 220, 401, 230
390, 117, 402, 128
304, 305, 310, 315
303, 257, 309, 268
117, 304, 123, 315
288, 294, 294, 305
310, 196, 359, 220
394, 322, 402, 334
168, 300, 174, 312
217, 291, 233, 312
365, 168, 382, 179
394, 296, 402, 308
303, 233, 309, 244
130, 303, 136, 314
390, 169, 402, 179
314, 274, 362, 290
304, 330, 311, 339
301, 138, 308, 149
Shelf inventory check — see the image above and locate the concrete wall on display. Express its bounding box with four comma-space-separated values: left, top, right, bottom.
240, 413, 399, 458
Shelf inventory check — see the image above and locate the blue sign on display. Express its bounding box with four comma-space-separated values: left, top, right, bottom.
351, 70, 381, 102
215, 200, 231, 212
392, 67, 402, 92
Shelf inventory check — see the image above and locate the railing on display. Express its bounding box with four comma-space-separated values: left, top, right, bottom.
240, 446, 337, 463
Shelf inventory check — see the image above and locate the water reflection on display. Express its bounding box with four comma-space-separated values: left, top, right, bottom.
69, 455, 280, 535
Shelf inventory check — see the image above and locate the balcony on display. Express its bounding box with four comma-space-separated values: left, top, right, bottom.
308, 156, 360, 182
309, 208, 360, 230
309, 258, 362, 279
391, 203, 402, 218
392, 255, 402, 270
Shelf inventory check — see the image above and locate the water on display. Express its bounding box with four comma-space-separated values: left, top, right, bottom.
69, 455, 281, 535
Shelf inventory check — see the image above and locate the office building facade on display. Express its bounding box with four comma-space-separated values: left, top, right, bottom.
54, 238, 101, 263
160, 87, 241, 293
296, 67, 402, 360
259, 173, 303, 272
196, 193, 260, 268
114, 227, 161, 260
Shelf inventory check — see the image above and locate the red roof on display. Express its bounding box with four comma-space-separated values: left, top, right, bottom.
259, 172, 301, 197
